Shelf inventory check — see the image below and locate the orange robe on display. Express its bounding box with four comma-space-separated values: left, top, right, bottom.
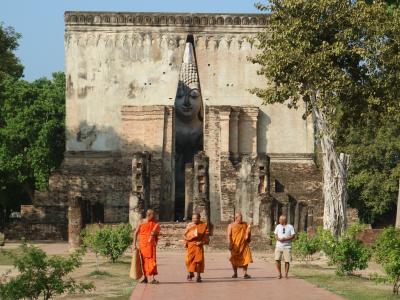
139, 220, 160, 276
229, 222, 253, 267
185, 222, 209, 273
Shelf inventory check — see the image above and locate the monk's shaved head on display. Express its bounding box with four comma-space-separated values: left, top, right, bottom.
146, 209, 155, 220
192, 212, 201, 224
235, 212, 243, 223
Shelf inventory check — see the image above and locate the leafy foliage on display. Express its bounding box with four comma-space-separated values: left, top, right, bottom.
0, 23, 65, 214
81, 224, 104, 271
315, 227, 337, 258
0, 243, 93, 300
337, 109, 400, 224
0, 23, 23, 80
252, 0, 400, 222
292, 231, 320, 262
374, 227, 400, 294
252, 0, 399, 125
0, 73, 65, 209
321, 224, 371, 275
82, 224, 132, 263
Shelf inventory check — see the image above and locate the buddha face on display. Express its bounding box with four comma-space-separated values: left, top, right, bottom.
175, 82, 202, 123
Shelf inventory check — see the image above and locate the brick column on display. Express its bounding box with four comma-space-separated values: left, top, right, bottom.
219, 108, 231, 155
229, 108, 240, 163
204, 106, 221, 225
193, 152, 210, 223
68, 194, 82, 251
307, 207, 314, 230
294, 201, 300, 232
299, 205, 308, 232
129, 152, 150, 228
121, 105, 174, 221
238, 107, 259, 156
184, 163, 194, 221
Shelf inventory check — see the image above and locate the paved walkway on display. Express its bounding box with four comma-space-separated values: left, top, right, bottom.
130, 251, 342, 300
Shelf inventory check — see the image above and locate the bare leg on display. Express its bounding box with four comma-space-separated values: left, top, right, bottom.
243, 265, 251, 279
196, 263, 202, 282
151, 275, 159, 284
285, 262, 290, 278
275, 260, 282, 279
232, 265, 238, 278
187, 272, 194, 281
140, 276, 148, 283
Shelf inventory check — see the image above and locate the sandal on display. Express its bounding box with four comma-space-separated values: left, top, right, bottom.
140, 278, 148, 284
196, 276, 202, 282
151, 279, 159, 284
232, 273, 238, 278
244, 274, 251, 279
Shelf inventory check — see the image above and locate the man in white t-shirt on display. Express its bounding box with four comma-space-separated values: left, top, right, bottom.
274, 215, 295, 279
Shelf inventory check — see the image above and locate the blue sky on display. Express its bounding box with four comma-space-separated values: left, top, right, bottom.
0, 0, 259, 81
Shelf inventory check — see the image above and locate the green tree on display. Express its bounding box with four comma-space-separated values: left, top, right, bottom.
0, 73, 65, 208
81, 224, 104, 272
0, 243, 93, 300
318, 224, 371, 275
252, 0, 400, 234
89, 224, 132, 263
0, 23, 23, 80
292, 231, 320, 262
337, 117, 400, 223
374, 227, 400, 294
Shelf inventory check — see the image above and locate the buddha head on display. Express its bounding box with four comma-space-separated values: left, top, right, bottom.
174, 42, 203, 124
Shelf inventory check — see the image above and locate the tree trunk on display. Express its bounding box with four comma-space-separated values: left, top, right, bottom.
396, 179, 400, 229
313, 106, 350, 236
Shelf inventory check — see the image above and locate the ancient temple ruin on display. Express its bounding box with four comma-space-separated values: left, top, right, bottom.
16, 12, 323, 247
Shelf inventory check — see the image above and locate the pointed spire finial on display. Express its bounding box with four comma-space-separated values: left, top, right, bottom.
183, 42, 195, 65
179, 42, 199, 87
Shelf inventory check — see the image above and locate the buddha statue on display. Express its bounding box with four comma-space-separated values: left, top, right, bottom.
174, 42, 203, 221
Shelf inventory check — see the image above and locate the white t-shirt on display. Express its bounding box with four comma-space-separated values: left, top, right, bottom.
274, 224, 295, 249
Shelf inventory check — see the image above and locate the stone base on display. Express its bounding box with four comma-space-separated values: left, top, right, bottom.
157, 222, 272, 251
4, 222, 67, 240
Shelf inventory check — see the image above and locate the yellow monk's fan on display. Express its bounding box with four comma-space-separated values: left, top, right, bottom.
129, 248, 143, 280
148, 223, 160, 244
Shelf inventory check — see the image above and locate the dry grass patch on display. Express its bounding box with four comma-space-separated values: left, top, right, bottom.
292, 263, 399, 300
54, 253, 136, 300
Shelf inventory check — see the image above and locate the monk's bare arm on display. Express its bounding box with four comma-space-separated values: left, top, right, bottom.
183, 222, 193, 240
246, 224, 251, 242
203, 226, 210, 245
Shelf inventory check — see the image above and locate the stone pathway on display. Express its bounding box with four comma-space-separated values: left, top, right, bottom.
130, 251, 342, 300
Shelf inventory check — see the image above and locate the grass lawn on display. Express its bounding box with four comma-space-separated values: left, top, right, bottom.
0, 247, 22, 265
292, 263, 399, 300
0, 244, 136, 300
55, 254, 136, 300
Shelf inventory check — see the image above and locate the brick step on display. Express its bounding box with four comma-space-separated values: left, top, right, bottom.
157, 222, 271, 250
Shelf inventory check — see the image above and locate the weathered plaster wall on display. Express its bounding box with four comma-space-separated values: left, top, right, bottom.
65, 12, 314, 156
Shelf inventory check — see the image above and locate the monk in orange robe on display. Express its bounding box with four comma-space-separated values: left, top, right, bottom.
133, 209, 161, 284
184, 212, 209, 282
227, 212, 253, 279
